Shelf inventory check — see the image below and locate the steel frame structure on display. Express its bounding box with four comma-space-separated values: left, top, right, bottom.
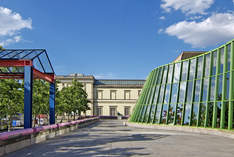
0, 49, 55, 128
130, 39, 234, 130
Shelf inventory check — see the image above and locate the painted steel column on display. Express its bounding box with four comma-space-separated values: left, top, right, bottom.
212, 50, 220, 128
197, 55, 205, 126
49, 82, 55, 124
24, 66, 33, 129
220, 46, 228, 128
228, 41, 234, 130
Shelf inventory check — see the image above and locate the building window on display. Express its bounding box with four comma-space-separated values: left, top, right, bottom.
97, 90, 103, 99
124, 106, 131, 116
138, 90, 141, 96
109, 106, 117, 116
124, 90, 131, 100
97, 106, 103, 116
110, 90, 117, 100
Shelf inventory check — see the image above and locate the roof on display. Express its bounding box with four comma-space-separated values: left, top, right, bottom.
94, 79, 145, 85
173, 51, 206, 62
0, 49, 54, 74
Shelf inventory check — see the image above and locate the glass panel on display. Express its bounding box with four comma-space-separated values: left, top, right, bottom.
184, 104, 191, 125
162, 66, 168, 84
140, 105, 147, 122
33, 57, 44, 73
173, 63, 181, 83
212, 51, 217, 76
192, 103, 199, 126
209, 76, 216, 101
168, 104, 176, 124
38, 52, 53, 73
164, 84, 170, 104
153, 86, 159, 104
207, 102, 214, 127
158, 85, 165, 103
225, 73, 230, 100
167, 65, 173, 83
179, 82, 186, 103
217, 102, 221, 128
181, 61, 188, 81
196, 56, 203, 79
194, 80, 201, 102
143, 105, 151, 122
227, 44, 231, 71
204, 54, 211, 77
219, 48, 224, 73
217, 75, 223, 101
155, 104, 162, 123
156, 68, 163, 85
150, 105, 156, 123
189, 59, 196, 80
202, 78, 208, 102
186, 81, 193, 103
176, 104, 183, 125
171, 83, 178, 103
162, 104, 168, 124
200, 103, 206, 126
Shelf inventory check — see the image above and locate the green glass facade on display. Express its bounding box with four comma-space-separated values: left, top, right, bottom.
130, 39, 234, 130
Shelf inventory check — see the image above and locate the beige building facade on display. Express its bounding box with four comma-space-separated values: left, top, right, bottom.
56, 74, 145, 117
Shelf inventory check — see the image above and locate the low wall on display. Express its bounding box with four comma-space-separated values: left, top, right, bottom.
0, 117, 99, 156
126, 122, 234, 139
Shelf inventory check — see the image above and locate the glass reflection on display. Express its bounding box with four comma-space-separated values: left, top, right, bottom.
173, 63, 181, 83
186, 81, 193, 102
205, 54, 210, 77
219, 48, 224, 73
171, 84, 178, 103
179, 82, 186, 103
207, 102, 214, 127
189, 59, 196, 80
200, 103, 206, 126
210, 76, 216, 101
194, 80, 201, 102
176, 104, 183, 125
162, 104, 168, 124
212, 51, 217, 75
155, 104, 162, 123
197, 57, 203, 78
168, 104, 176, 124
184, 104, 191, 125
181, 61, 188, 81
192, 103, 199, 126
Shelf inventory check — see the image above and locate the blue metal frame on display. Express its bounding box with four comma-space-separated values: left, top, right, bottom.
49, 83, 55, 124
24, 66, 33, 129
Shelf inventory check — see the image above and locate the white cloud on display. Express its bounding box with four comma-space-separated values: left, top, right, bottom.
165, 13, 234, 48
157, 28, 164, 34
0, 6, 32, 46
0, 35, 21, 46
159, 16, 166, 20
161, 0, 214, 15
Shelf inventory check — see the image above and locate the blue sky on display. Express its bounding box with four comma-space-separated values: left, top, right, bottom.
0, 0, 233, 79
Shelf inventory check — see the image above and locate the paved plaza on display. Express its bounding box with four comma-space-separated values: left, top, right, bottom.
5, 120, 234, 157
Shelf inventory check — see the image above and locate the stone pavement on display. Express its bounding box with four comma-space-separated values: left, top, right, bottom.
5, 120, 234, 157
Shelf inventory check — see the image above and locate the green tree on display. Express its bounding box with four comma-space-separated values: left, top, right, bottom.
60, 79, 90, 121
0, 79, 24, 130
32, 79, 49, 126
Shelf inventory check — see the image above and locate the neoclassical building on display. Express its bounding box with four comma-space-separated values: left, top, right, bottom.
56, 74, 145, 117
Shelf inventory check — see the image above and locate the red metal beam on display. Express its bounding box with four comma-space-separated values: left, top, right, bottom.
0, 60, 32, 67
0, 74, 24, 79
33, 68, 54, 83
